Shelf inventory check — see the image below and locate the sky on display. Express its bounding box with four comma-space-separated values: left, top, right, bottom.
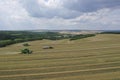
0, 0, 120, 30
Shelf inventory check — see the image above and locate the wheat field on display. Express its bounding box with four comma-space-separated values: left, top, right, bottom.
0, 34, 120, 80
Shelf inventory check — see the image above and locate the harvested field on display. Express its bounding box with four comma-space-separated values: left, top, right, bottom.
0, 34, 120, 80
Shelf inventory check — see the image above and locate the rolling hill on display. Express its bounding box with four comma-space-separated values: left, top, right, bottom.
0, 34, 120, 80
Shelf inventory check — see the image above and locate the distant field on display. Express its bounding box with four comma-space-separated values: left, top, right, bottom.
0, 34, 120, 80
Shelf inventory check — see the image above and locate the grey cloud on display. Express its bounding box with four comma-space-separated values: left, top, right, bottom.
0, 0, 120, 30
19, 0, 81, 19
63, 0, 120, 12
19, 0, 120, 19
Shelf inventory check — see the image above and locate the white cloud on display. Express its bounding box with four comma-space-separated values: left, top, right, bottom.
68, 8, 120, 30
0, 0, 120, 30
38, 0, 62, 8
0, 0, 31, 30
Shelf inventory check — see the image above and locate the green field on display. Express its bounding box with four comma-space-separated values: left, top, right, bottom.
0, 34, 120, 80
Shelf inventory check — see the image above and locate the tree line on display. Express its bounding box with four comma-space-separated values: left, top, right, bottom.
0, 31, 96, 47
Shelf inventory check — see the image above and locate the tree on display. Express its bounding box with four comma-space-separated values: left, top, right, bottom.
21, 48, 32, 54
0, 40, 14, 47
23, 43, 30, 46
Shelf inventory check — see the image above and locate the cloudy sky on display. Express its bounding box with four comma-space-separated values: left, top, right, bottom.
0, 0, 120, 30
